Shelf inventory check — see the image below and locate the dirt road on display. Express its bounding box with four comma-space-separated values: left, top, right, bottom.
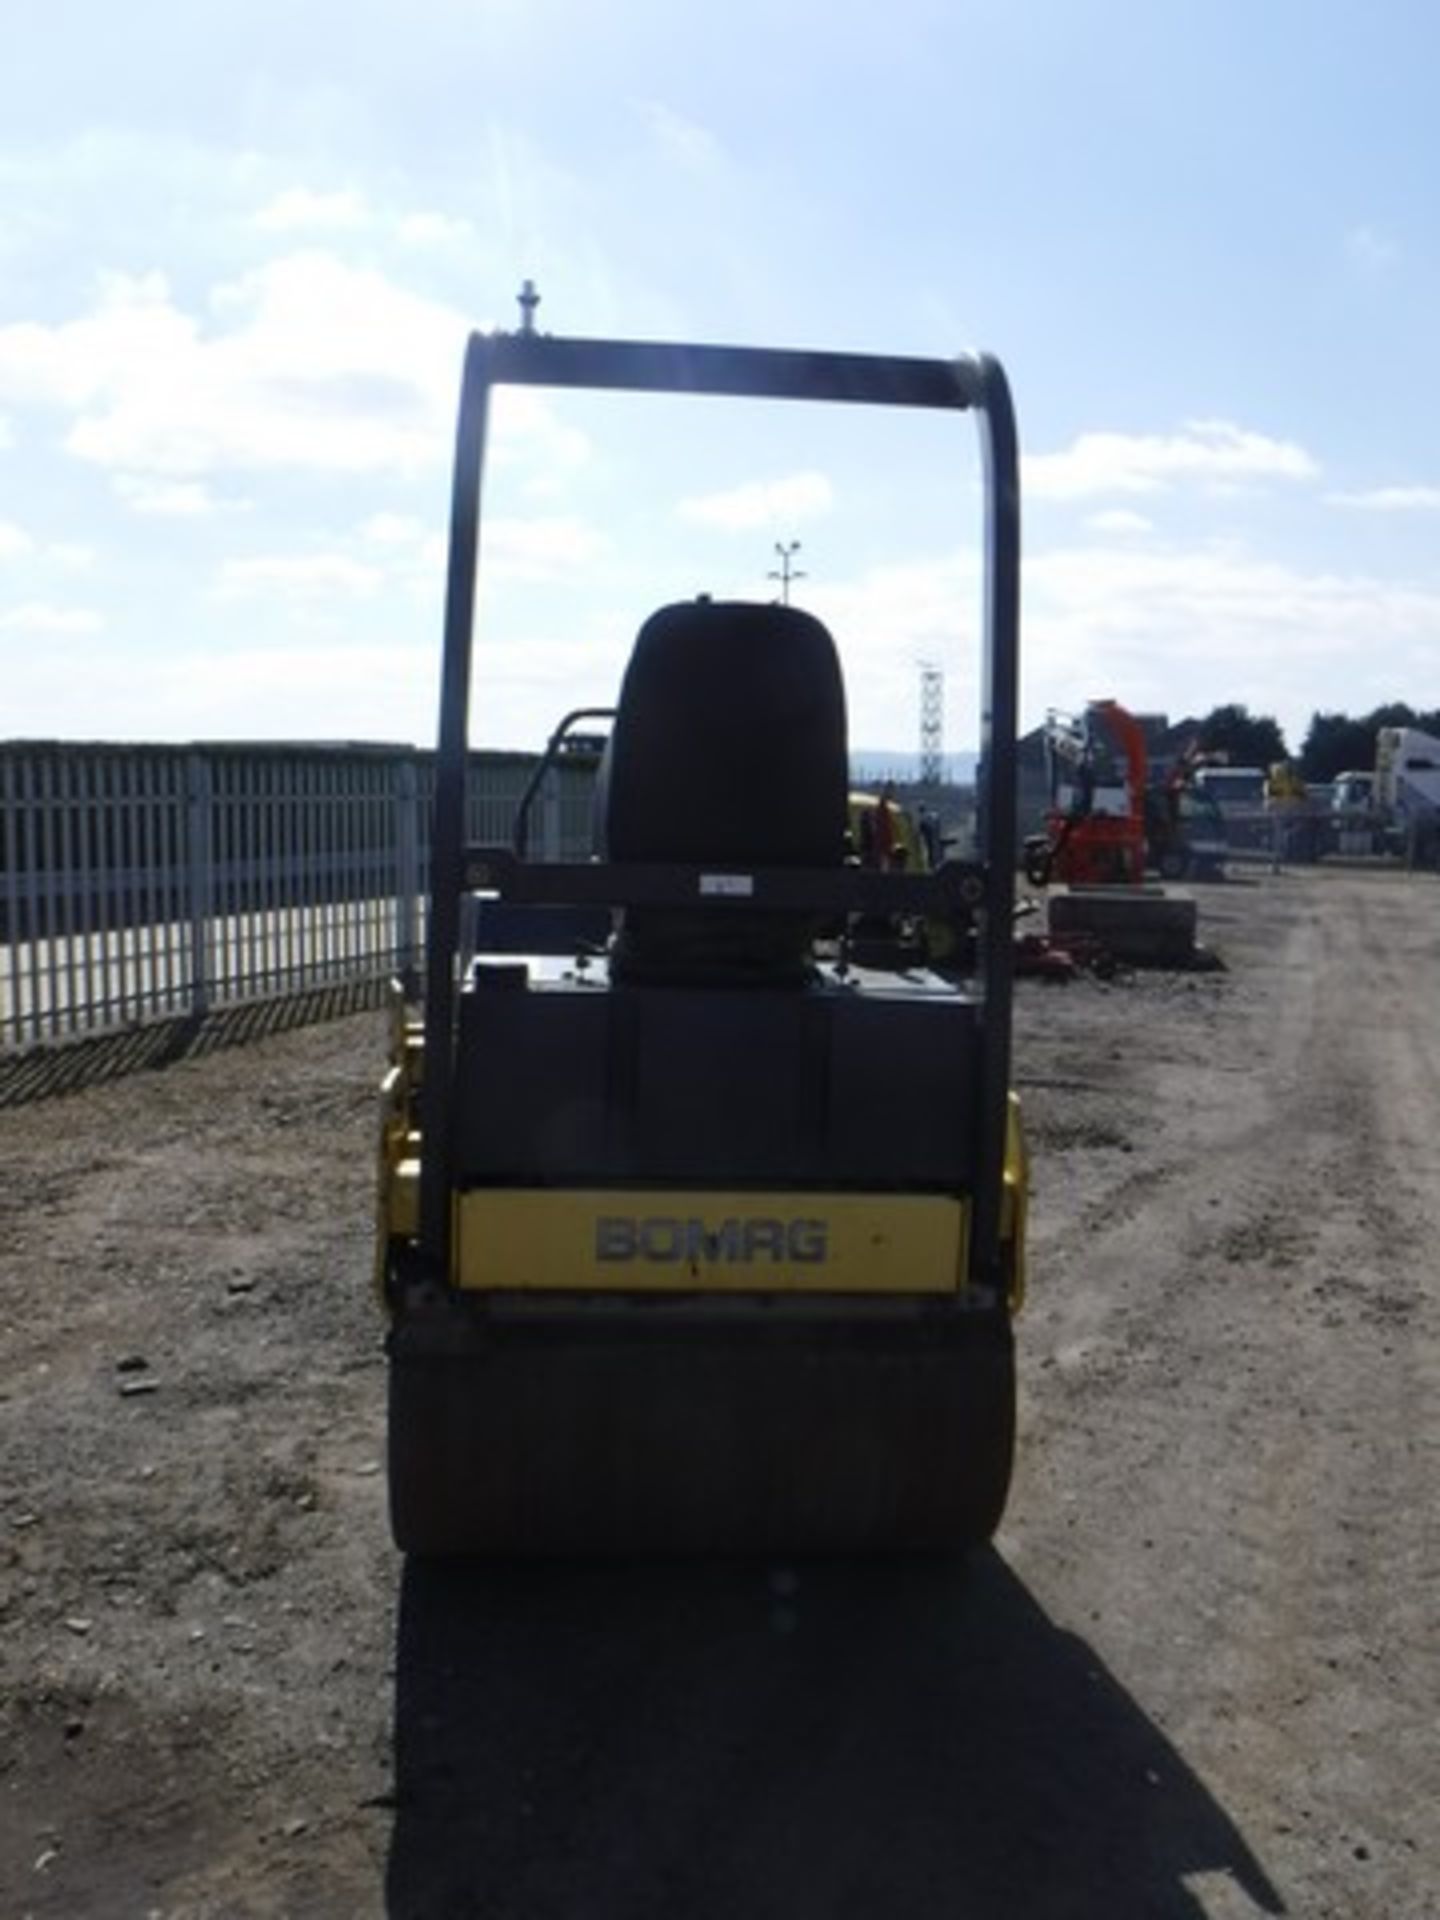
1, 867, 1435, 1917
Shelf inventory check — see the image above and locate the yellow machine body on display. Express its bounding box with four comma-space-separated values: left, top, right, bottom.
377, 1001, 1027, 1313
378, 327, 1029, 1557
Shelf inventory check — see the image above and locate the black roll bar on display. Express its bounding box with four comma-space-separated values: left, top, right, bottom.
511, 706, 616, 859
418, 328, 1021, 1281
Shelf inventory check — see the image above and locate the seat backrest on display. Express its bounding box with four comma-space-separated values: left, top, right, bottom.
603, 598, 848, 984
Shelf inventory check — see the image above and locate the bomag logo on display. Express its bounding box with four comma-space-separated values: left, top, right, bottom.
595, 1215, 828, 1264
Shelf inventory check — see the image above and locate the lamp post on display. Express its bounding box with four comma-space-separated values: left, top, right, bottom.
767, 540, 805, 605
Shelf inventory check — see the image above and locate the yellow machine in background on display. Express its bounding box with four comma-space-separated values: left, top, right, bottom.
1266, 760, 1309, 804
847, 788, 964, 965
847, 787, 930, 870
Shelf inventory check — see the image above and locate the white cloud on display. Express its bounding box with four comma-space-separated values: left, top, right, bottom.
84, 256, 453, 475
7, 637, 435, 747
1327, 485, 1440, 512
637, 102, 728, 175
256, 188, 475, 252
217, 553, 384, 598
0, 257, 590, 489
0, 414, 12, 448
1025, 421, 1318, 501
169, 642, 431, 743
355, 511, 446, 584
0, 523, 94, 567
252, 188, 370, 232
1345, 225, 1398, 273
397, 210, 475, 249
1085, 509, 1154, 535
353, 507, 603, 588
489, 387, 593, 493
797, 531, 1440, 749
114, 474, 238, 516
360, 511, 430, 546
678, 470, 834, 532
484, 516, 608, 580
811, 555, 972, 652
0, 270, 183, 413
800, 554, 981, 747
1020, 540, 1440, 739
0, 601, 103, 634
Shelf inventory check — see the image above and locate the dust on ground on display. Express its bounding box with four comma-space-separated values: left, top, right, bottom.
1, 866, 1436, 1918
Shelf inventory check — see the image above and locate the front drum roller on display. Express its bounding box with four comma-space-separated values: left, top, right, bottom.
388, 1301, 1014, 1557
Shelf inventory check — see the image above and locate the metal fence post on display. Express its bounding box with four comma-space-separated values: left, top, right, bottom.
541, 767, 562, 862
394, 756, 420, 984
1, 751, 23, 1048
186, 750, 214, 1017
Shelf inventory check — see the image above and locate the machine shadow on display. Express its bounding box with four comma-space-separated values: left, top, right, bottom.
387, 1548, 1282, 1919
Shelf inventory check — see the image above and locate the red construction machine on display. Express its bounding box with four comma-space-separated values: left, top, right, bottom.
1024, 698, 1148, 887
1022, 699, 1203, 967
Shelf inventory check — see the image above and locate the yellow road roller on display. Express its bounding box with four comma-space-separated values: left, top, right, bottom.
376, 320, 1027, 1555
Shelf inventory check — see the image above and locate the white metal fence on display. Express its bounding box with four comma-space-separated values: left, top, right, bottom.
1212, 807, 1286, 868
1216, 804, 1406, 867
0, 743, 596, 1050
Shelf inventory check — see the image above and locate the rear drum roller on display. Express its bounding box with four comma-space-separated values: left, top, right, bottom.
388, 1305, 1015, 1558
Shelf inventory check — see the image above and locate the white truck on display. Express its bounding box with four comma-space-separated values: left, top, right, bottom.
1332, 729, 1440, 863
1375, 727, 1440, 857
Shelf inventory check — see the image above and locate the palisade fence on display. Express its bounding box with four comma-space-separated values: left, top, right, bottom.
1214, 807, 1286, 868
0, 742, 598, 1051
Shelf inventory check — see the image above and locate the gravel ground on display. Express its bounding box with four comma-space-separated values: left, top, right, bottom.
1, 865, 1436, 1918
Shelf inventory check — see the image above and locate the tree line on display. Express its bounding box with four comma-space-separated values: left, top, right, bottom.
1189, 702, 1440, 784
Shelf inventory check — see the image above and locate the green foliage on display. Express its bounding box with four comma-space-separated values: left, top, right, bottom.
1300, 712, 1380, 782
1195, 704, 1288, 768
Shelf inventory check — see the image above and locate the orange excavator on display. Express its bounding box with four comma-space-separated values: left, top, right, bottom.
1024, 698, 1148, 886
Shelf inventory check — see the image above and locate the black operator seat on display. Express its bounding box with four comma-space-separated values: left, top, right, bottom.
601, 598, 849, 986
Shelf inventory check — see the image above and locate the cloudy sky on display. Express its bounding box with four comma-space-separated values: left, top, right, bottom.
2, 0, 1437, 756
